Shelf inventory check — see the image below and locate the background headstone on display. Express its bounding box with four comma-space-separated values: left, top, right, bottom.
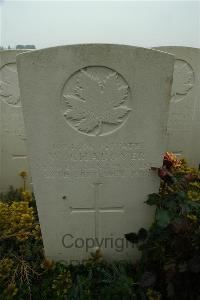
155, 46, 200, 167
17, 44, 174, 262
0, 50, 31, 192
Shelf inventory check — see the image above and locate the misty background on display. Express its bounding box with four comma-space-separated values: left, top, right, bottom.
0, 0, 200, 50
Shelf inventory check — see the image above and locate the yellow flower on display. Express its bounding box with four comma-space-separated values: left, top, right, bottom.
17, 232, 29, 241
4, 283, 18, 297
146, 288, 161, 300
21, 213, 32, 221
187, 190, 200, 201
35, 224, 40, 231
186, 214, 198, 222
0, 258, 14, 281
19, 171, 28, 178
0, 199, 37, 242
189, 181, 200, 189
22, 190, 32, 201
52, 270, 72, 295
41, 257, 55, 270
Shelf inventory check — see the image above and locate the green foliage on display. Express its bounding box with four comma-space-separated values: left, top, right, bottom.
0, 185, 138, 299
155, 208, 171, 228
126, 153, 200, 299
0, 186, 24, 203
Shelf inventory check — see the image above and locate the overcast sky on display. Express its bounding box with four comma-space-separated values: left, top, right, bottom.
0, 1, 200, 49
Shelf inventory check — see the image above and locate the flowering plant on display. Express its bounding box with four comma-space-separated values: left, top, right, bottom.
126, 153, 200, 299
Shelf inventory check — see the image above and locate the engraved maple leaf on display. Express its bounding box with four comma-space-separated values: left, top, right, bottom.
0, 65, 20, 105
63, 71, 131, 135
171, 60, 194, 100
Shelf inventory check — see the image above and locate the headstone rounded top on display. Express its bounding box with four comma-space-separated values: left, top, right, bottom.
0, 50, 30, 106
0, 63, 20, 105
0, 49, 31, 192
153, 45, 200, 167
155, 45, 200, 51
16, 43, 174, 60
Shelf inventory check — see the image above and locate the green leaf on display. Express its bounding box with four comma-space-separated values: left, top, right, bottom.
124, 233, 138, 244
137, 228, 148, 241
146, 193, 160, 206
155, 209, 171, 228
176, 191, 187, 202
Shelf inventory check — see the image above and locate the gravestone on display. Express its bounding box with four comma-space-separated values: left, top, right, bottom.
155, 47, 200, 167
17, 44, 174, 262
0, 50, 31, 192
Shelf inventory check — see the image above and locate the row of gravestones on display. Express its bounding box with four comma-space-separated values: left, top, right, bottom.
1, 47, 200, 192
0, 45, 200, 262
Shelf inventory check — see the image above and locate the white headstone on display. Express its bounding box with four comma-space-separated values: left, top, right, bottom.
0, 50, 31, 192
17, 44, 174, 262
155, 47, 200, 167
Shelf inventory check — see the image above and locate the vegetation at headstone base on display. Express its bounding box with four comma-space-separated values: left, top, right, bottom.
0, 154, 199, 299
126, 152, 200, 299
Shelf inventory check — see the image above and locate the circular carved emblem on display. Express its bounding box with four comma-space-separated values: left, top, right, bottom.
0, 63, 21, 106
61, 66, 131, 136
171, 59, 195, 103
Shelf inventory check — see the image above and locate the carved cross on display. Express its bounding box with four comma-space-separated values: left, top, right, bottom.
70, 182, 124, 240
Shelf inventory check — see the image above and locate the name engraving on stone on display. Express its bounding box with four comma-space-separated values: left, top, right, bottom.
37, 143, 151, 179
61, 66, 132, 136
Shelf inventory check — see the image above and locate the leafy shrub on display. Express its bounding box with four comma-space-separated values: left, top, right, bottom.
126, 152, 200, 299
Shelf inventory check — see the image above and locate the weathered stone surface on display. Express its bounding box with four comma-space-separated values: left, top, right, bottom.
0, 50, 31, 191
17, 44, 174, 262
155, 47, 200, 167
